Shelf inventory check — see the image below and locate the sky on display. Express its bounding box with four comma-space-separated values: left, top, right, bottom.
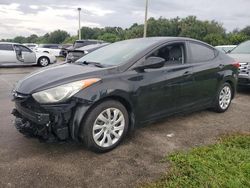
0, 0, 249, 39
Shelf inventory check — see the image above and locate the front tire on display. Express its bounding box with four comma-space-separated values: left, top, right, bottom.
38, 57, 50, 67
214, 83, 232, 113
80, 100, 129, 152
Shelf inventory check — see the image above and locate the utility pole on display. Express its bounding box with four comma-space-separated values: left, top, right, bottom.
143, 0, 148, 38
77, 8, 81, 40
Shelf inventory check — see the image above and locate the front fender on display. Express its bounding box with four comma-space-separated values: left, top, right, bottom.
70, 79, 135, 141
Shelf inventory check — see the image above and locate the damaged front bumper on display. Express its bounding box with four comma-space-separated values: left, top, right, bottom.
12, 92, 91, 142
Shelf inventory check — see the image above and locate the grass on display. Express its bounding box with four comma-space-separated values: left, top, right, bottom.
145, 134, 250, 188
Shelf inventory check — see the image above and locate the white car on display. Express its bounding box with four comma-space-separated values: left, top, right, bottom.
23, 43, 38, 50
0, 42, 56, 67
34, 44, 61, 57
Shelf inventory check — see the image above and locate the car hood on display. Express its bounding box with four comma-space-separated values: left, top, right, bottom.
227, 53, 250, 63
15, 63, 109, 94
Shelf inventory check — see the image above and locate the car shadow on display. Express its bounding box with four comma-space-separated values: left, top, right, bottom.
237, 86, 250, 94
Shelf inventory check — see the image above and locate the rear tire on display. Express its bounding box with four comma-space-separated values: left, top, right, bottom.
80, 100, 129, 153
38, 57, 50, 67
214, 82, 232, 113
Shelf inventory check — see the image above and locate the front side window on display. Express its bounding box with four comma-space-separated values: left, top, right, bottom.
19, 45, 32, 52
148, 43, 185, 65
189, 42, 215, 63
230, 41, 250, 54
0, 44, 14, 51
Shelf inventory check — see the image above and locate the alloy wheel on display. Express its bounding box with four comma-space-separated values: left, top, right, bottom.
92, 108, 125, 148
219, 85, 232, 110
40, 58, 49, 66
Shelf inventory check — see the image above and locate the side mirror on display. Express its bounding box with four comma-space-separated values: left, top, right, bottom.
135, 56, 165, 71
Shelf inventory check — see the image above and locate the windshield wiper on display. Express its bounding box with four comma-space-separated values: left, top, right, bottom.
77, 61, 104, 68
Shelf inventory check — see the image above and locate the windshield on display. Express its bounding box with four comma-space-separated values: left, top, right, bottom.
230, 40, 250, 54
76, 39, 159, 66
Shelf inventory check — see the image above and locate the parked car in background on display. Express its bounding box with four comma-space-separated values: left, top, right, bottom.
12, 37, 238, 152
228, 40, 250, 87
66, 43, 110, 63
72, 39, 104, 50
35, 44, 61, 57
62, 40, 106, 60
23, 43, 38, 50
59, 44, 72, 58
215, 45, 236, 53
0, 42, 56, 67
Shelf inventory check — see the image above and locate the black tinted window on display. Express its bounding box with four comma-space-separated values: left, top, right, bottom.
50, 45, 59, 49
189, 42, 215, 62
19, 45, 32, 52
0, 44, 13, 51
40, 44, 59, 49
148, 43, 185, 65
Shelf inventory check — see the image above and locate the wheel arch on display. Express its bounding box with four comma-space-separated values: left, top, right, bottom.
71, 95, 135, 142
223, 77, 236, 99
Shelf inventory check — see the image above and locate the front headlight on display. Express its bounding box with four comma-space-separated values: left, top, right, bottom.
32, 78, 100, 104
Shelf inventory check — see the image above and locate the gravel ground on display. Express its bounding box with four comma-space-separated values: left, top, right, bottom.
0, 66, 249, 188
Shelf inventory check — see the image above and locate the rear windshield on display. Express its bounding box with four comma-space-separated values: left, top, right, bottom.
230, 41, 250, 54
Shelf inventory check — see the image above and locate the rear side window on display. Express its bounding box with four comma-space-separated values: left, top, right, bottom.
189, 42, 215, 62
0, 44, 13, 51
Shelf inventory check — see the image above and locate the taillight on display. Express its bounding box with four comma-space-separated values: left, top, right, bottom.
232, 61, 240, 68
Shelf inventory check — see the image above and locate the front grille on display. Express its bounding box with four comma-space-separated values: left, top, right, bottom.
239, 62, 250, 76
13, 91, 45, 113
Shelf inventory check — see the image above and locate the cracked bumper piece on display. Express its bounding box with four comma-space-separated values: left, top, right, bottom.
12, 102, 71, 141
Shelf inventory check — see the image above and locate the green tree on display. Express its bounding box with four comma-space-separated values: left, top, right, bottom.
203, 33, 227, 46
227, 33, 249, 45
13, 36, 26, 43
63, 35, 78, 44
241, 26, 250, 36
26, 34, 38, 43
125, 24, 144, 39
98, 33, 120, 43
47, 30, 70, 44
80, 27, 102, 39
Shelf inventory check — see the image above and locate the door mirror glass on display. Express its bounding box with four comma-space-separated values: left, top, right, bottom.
136, 56, 165, 71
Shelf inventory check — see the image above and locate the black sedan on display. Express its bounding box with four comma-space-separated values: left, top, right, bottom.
12, 37, 239, 152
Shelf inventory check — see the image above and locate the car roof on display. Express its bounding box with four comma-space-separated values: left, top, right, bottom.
118, 37, 215, 48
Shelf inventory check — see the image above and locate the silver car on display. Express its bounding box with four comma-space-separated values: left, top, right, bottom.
228, 40, 250, 87
0, 42, 56, 67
